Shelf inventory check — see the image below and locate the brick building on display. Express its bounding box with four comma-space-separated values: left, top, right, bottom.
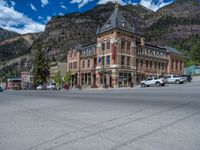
66, 4, 184, 88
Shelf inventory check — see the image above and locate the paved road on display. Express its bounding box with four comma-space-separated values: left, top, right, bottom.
0, 80, 200, 150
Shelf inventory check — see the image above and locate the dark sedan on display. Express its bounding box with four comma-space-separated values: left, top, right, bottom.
0, 86, 3, 92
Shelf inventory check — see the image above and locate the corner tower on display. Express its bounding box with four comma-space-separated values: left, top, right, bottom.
96, 3, 137, 88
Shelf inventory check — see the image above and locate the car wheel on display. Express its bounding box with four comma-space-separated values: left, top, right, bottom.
156, 82, 161, 87
175, 80, 180, 84
141, 83, 146, 87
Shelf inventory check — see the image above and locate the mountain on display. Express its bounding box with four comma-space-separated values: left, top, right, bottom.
145, 0, 200, 42
0, 33, 41, 62
157, 0, 200, 19
0, 33, 41, 79
33, 2, 154, 61
1, 0, 200, 78
0, 27, 19, 42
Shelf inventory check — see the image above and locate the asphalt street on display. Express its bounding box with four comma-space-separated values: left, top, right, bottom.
0, 79, 200, 150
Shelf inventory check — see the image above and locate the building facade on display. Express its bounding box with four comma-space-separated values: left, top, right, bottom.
66, 4, 184, 88
49, 62, 67, 81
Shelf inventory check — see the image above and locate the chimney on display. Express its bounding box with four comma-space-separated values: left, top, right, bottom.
141, 37, 145, 47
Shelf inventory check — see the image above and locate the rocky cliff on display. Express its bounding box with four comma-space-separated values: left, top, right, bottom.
34, 0, 200, 62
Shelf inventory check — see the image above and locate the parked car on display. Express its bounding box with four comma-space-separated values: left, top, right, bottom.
0, 86, 3, 92
141, 77, 165, 87
36, 85, 47, 90
165, 75, 184, 84
181, 75, 192, 82
47, 83, 56, 90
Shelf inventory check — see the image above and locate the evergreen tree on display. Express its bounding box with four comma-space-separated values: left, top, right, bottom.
33, 42, 49, 85
190, 41, 200, 64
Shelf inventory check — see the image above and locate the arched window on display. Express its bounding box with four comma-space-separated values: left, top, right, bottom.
121, 40, 125, 50
106, 42, 110, 50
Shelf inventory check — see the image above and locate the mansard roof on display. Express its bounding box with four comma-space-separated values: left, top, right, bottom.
164, 46, 184, 56
96, 5, 135, 35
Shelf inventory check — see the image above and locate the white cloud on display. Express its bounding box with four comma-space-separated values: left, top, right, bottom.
41, 0, 49, 7
30, 3, 37, 11
59, 12, 64, 16
10, 1, 16, 7
70, 0, 94, 8
0, 1, 45, 34
70, 0, 172, 11
140, 0, 173, 11
46, 16, 51, 22
70, 0, 126, 8
61, 4, 67, 10
38, 16, 43, 19
98, 0, 125, 5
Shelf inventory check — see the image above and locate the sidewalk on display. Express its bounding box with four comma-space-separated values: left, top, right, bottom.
81, 85, 141, 91
192, 76, 200, 81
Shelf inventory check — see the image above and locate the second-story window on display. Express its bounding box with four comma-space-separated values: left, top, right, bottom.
88, 60, 90, 68
121, 55, 125, 65
136, 58, 138, 68
171, 59, 174, 70
121, 40, 125, 50
106, 42, 110, 50
73, 62, 77, 69
146, 60, 148, 68
82, 60, 85, 68
127, 56, 131, 66
180, 61, 182, 70
155, 62, 157, 69
102, 43, 105, 51
140, 59, 143, 67
158, 62, 161, 69
150, 61, 152, 68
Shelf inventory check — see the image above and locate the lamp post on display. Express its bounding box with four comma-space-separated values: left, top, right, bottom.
102, 44, 105, 88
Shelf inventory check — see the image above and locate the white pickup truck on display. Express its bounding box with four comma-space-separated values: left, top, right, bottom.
141, 77, 165, 87
164, 75, 184, 84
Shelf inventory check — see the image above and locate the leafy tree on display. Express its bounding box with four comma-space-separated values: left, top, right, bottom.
33, 42, 49, 85
53, 71, 62, 84
169, 34, 200, 67
190, 41, 200, 64
64, 70, 72, 85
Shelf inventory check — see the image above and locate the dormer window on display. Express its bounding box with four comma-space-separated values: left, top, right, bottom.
122, 20, 126, 27
106, 20, 111, 28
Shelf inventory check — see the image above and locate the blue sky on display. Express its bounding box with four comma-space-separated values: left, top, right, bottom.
0, 0, 174, 34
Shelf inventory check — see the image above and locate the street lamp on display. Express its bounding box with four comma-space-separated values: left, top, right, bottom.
102, 43, 105, 88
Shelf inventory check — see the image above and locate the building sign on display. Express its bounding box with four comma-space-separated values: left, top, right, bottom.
98, 56, 101, 64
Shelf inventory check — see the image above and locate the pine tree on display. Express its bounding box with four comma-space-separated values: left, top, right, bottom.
33, 42, 49, 85
190, 41, 200, 64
